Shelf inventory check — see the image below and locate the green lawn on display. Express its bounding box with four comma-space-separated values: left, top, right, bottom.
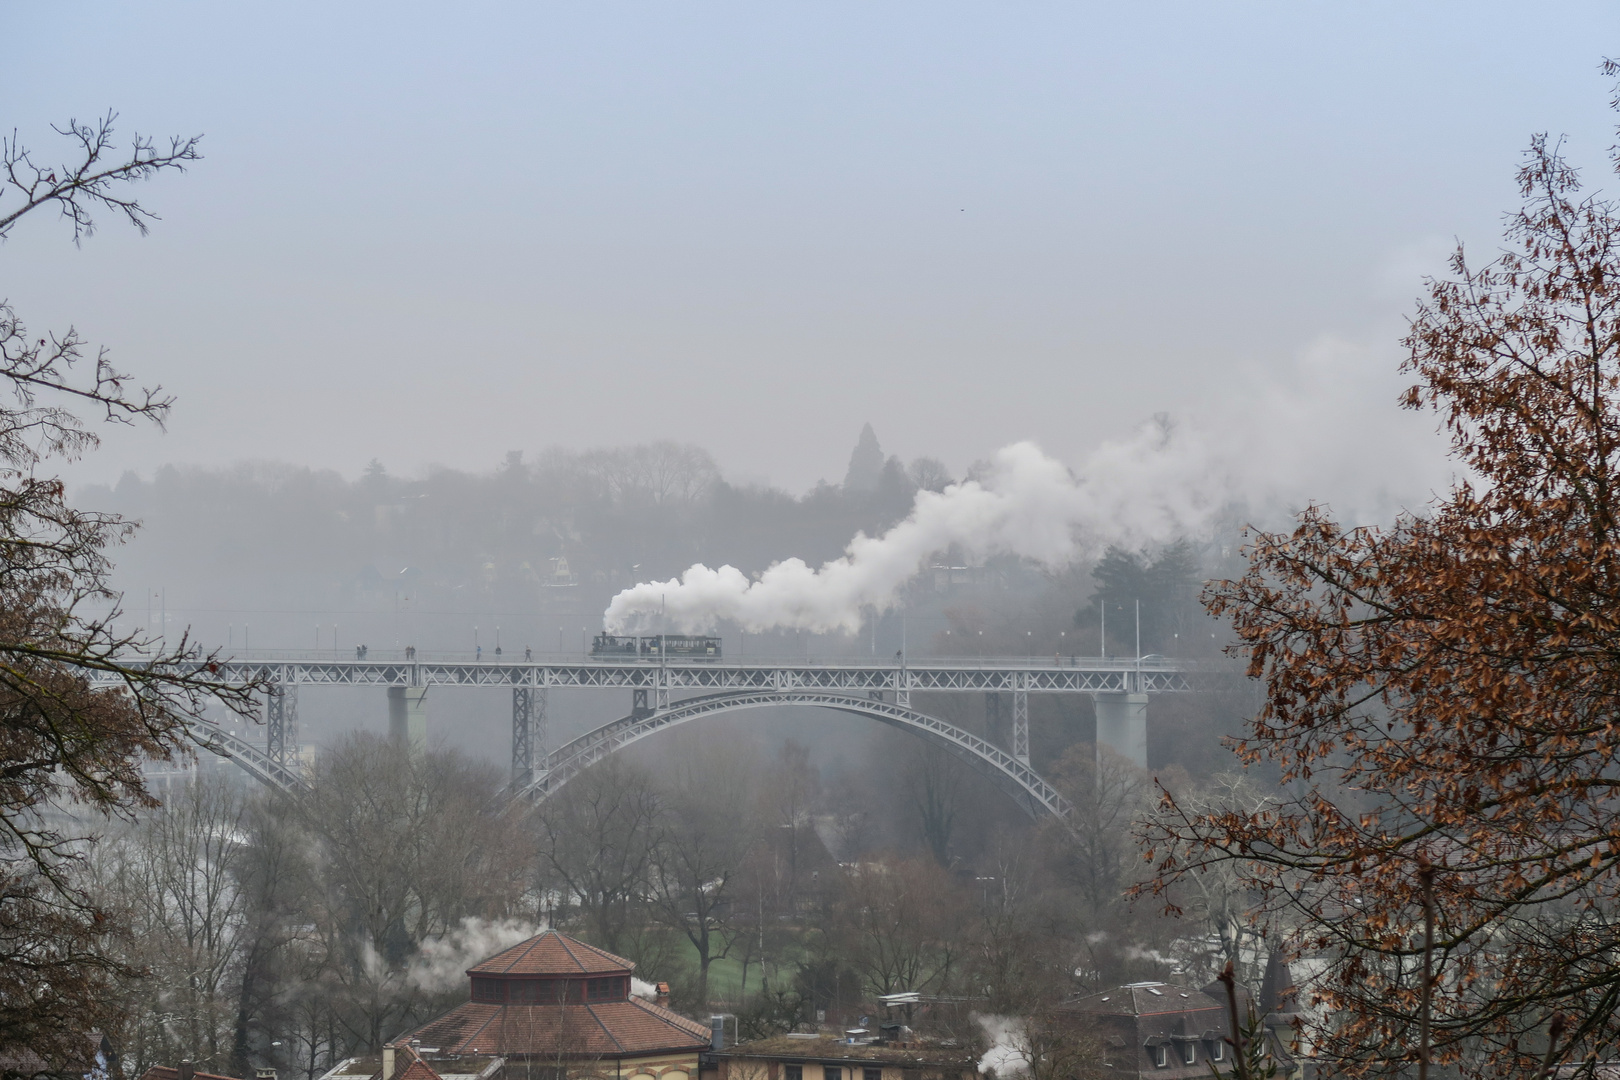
671, 934, 814, 1004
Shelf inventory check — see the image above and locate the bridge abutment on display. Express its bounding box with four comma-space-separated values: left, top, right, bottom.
1093, 691, 1148, 768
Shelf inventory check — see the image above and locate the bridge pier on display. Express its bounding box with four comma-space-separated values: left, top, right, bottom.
266, 684, 299, 768
512, 687, 545, 788
1093, 692, 1148, 768
388, 685, 428, 754
1012, 685, 1029, 766
986, 687, 1030, 766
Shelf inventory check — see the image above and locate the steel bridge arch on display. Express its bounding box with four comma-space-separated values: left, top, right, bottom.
513, 690, 1071, 821
182, 719, 309, 793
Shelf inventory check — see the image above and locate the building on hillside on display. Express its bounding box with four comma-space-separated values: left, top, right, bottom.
1063, 978, 1301, 1080
368, 930, 710, 1080
705, 1033, 980, 1080
320, 1046, 495, 1080
138, 1066, 246, 1080
2, 1031, 121, 1080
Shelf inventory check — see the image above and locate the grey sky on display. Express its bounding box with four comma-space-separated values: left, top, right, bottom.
4, 2, 1617, 499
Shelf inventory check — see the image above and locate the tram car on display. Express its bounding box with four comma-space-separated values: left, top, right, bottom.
590, 633, 722, 659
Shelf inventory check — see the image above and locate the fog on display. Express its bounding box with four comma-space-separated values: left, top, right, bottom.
15, 6, 1620, 1075
3, 3, 1614, 495
78, 402, 1416, 774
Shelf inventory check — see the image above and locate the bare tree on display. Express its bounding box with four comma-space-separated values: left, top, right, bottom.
832, 857, 968, 1003
578, 442, 720, 507
300, 734, 528, 1050
1005, 1006, 1101, 1080
646, 751, 754, 1008
0, 113, 261, 1069
1047, 746, 1151, 922
903, 742, 965, 868
969, 839, 1069, 1014
907, 457, 953, 494
93, 778, 249, 1076
231, 792, 327, 1080
535, 755, 661, 955
2, 113, 201, 241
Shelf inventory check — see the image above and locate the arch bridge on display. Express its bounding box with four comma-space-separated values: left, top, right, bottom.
128, 653, 1208, 823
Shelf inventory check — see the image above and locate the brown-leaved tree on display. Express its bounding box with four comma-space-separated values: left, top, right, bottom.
1148, 75, 1620, 1078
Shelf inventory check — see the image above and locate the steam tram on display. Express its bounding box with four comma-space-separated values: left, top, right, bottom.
590, 633, 722, 660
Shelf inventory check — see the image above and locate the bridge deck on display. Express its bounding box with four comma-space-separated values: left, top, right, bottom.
122, 653, 1206, 694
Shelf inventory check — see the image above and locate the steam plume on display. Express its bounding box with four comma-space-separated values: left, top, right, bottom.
605, 335, 1457, 636
604, 432, 1220, 635
975, 1014, 1029, 1077
408, 917, 546, 993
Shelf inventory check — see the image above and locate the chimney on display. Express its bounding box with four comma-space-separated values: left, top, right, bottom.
178, 1062, 195, 1080
656, 982, 671, 1007
382, 1046, 396, 1080
710, 1016, 725, 1052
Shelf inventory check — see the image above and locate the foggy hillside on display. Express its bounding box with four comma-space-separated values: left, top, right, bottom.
79, 425, 1246, 776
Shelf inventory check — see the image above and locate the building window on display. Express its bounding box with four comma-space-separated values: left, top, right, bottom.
865, 1069, 883, 1080
586, 976, 623, 1002
825, 1067, 842, 1080
1181, 1044, 1196, 1066
471, 978, 505, 1003
1209, 1041, 1224, 1062
786, 1067, 802, 1080
1153, 1046, 1168, 1068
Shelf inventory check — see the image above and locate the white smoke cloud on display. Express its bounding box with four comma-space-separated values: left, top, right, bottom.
631, 977, 660, 1000
605, 433, 1218, 637
604, 333, 1458, 636
604, 432, 1224, 635
975, 1014, 1029, 1077
408, 917, 546, 994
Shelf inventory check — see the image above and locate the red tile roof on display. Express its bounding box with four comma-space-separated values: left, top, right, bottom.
467, 930, 633, 976
138, 1069, 243, 1080
400, 998, 710, 1057
359, 1045, 450, 1080
392, 1058, 445, 1080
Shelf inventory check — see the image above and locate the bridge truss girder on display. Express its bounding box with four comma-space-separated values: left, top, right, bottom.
187, 659, 1198, 696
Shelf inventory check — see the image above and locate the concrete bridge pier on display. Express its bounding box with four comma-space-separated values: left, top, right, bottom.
388, 685, 428, 753
1093, 691, 1148, 769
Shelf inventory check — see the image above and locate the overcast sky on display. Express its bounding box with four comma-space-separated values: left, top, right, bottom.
4, 2, 1618, 502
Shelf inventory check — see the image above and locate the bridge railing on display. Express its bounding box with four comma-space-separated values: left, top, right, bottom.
109, 648, 1208, 671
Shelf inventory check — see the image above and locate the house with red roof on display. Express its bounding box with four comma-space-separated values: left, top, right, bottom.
375, 929, 710, 1080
